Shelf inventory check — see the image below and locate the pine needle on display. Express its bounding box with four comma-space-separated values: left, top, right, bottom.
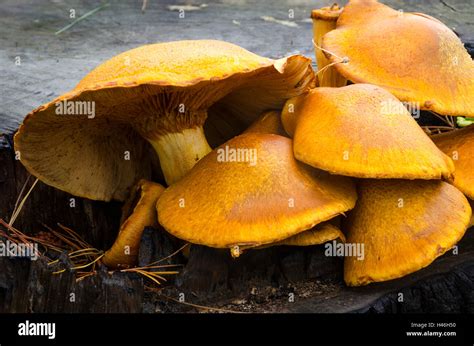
55, 2, 110, 35
146, 287, 244, 314
9, 178, 38, 227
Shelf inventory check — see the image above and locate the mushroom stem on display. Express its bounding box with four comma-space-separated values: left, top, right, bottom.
102, 180, 165, 269
148, 126, 212, 185
311, 4, 347, 87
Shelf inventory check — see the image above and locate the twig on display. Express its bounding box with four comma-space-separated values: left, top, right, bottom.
149, 243, 189, 266
146, 288, 245, 314
55, 2, 110, 35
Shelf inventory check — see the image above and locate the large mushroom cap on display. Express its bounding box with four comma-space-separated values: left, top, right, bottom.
14, 40, 314, 201
157, 133, 357, 249
433, 125, 474, 199
322, 0, 474, 116
344, 179, 471, 286
282, 84, 454, 179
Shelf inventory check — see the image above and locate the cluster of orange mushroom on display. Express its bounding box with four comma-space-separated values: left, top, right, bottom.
14, 0, 474, 286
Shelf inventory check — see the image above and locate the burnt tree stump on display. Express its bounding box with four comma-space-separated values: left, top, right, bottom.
0, 0, 473, 313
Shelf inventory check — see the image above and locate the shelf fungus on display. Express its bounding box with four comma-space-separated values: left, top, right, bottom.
321, 0, 474, 116
282, 84, 454, 179
157, 133, 357, 257
433, 125, 474, 200
102, 179, 165, 269
14, 40, 315, 201
344, 180, 472, 286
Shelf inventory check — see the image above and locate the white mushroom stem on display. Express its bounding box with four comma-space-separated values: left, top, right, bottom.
148, 126, 212, 185
312, 5, 347, 87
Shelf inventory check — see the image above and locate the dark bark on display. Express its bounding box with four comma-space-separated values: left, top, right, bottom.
0, 256, 143, 313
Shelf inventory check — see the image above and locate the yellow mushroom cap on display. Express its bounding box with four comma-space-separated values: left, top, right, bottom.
14, 40, 314, 201
243, 111, 287, 136
433, 125, 474, 200
311, 4, 343, 21
157, 133, 357, 248
102, 179, 165, 269
344, 179, 471, 286
282, 84, 454, 179
322, 0, 474, 116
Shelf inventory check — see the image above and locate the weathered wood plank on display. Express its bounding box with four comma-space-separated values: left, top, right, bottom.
1, 0, 473, 134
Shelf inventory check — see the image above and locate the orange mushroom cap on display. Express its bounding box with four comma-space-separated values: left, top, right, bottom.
323, 0, 474, 116
102, 179, 165, 269
282, 84, 454, 179
157, 133, 357, 249
433, 125, 474, 199
14, 40, 314, 201
344, 179, 471, 286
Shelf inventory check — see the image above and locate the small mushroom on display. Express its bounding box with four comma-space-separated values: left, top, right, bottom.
236, 221, 345, 256
281, 84, 454, 179
243, 110, 287, 136
157, 133, 357, 254
14, 40, 315, 201
344, 179, 471, 286
102, 179, 165, 269
322, 0, 474, 116
432, 125, 474, 199
260, 222, 345, 248
311, 3, 347, 87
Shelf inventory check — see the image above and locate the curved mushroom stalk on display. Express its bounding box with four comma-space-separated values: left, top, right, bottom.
102, 179, 165, 269
311, 4, 347, 87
